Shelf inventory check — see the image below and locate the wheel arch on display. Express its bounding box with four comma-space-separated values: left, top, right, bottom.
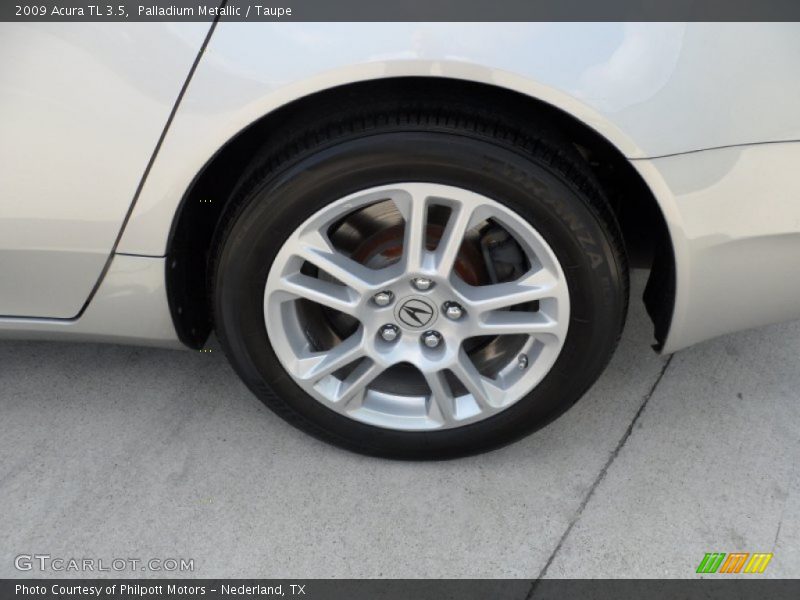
165, 76, 675, 350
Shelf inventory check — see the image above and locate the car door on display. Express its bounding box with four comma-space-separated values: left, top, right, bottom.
0, 22, 212, 318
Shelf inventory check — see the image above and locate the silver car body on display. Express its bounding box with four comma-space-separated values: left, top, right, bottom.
1, 22, 799, 353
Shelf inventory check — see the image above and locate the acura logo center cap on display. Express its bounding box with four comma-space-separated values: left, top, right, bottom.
395, 297, 437, 329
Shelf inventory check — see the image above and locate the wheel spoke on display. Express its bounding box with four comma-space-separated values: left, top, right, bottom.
392, 189, 429, 272
477, 312, 562, 340
450, 347, 505, 410
457, 267, 561, 313
336, 359, 383, 408
295, 244, 382, 295
424, 370, 457, 424
275, 272, 359, 316
294, 330, 367, 382
433, 202, 475, 278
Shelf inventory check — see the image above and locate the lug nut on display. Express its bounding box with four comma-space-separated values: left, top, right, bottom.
379, 324, 400, 342
411, 277, 434, 291
422, 330, 442, 348
373, 291, 394, 307
444, 302, 464, 320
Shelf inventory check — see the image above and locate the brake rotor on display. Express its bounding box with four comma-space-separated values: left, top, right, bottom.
350, 223, 488, 285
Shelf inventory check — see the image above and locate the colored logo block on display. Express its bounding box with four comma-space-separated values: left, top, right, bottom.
696, 552, 773, 574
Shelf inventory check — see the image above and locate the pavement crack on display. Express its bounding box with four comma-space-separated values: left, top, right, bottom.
526, 354, 674, 596
772, 518, 783, 551
772, 499, 788, 552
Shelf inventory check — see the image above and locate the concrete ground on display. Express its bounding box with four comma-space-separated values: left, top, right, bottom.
1, 272, 797, 579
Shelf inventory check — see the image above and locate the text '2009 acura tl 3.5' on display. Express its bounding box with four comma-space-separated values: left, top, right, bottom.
2, 23, 799, 458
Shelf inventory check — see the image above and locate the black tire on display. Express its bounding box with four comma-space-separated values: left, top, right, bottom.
212, 94, 628, 459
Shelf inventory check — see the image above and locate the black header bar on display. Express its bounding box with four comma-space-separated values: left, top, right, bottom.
4, 0, 800, 22
4, 579, 800, 600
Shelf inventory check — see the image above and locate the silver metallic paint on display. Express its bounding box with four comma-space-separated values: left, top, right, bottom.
0, 254, 181, 348
1, 23, 800, 352
117, 22, 800, 255
635, 143, 800, 352
0, 22, 211, 317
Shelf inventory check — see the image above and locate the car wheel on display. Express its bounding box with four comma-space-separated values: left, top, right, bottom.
213, 99, 628, 459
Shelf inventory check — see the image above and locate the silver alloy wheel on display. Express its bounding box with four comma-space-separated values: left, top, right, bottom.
264, 183, 570, 431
